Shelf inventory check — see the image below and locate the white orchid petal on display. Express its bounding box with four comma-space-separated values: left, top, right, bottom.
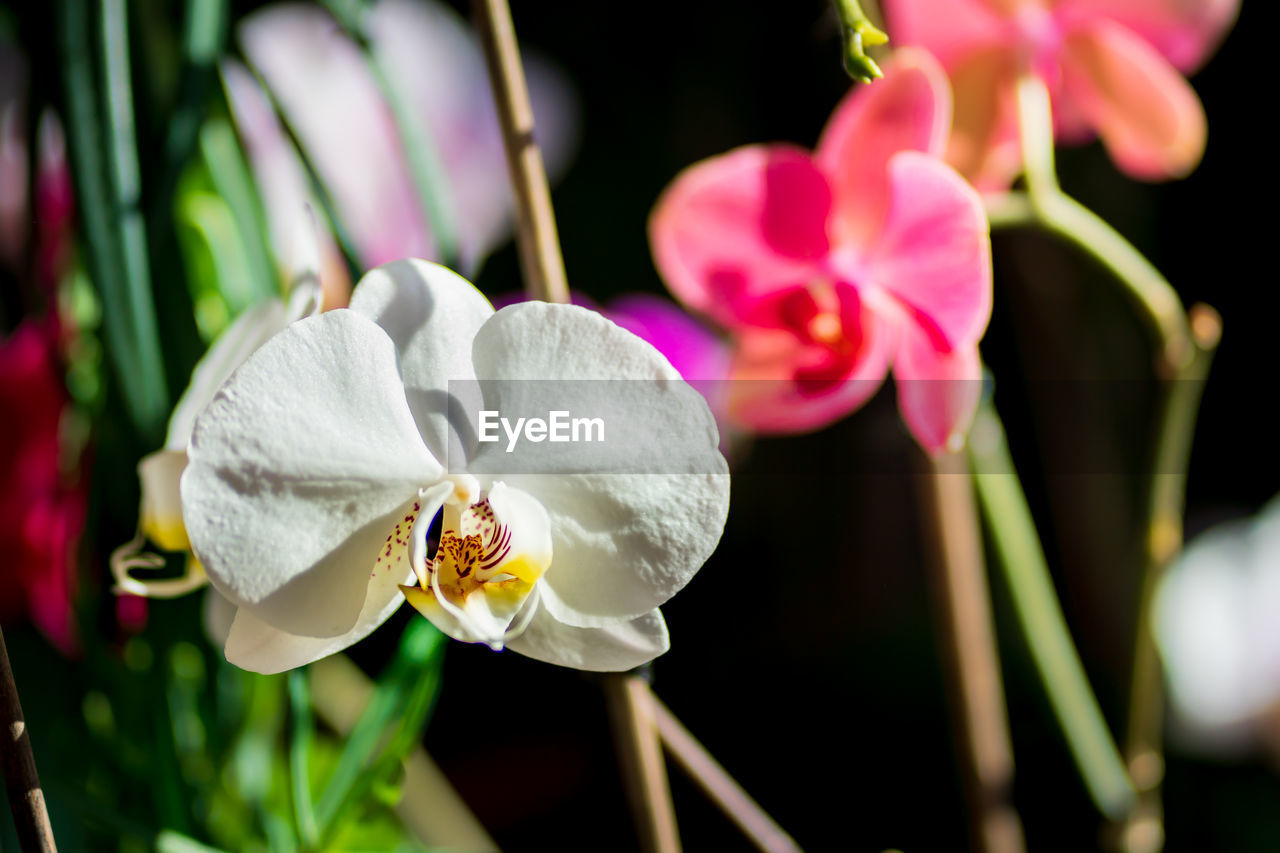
165, 299, 288, 451
507, 607, 670, 672
467, 303, 729, 625
348, 259, 493, 461
183, 310, 443, 639
222, 534, 412, 673
138, 449, 191, 551
202, 588, 237, 648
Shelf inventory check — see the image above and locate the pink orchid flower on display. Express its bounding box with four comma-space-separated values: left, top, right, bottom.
649, 50, 990, 454
882, 0, 1239, 188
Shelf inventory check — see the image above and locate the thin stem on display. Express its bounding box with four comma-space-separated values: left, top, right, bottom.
1007, 72, 1224, 853
1011, 76, 1189, 374
471, 0, 570, 303
287, 669, 319, 850
603, 674, 682, 853
0, 625, 58, 852
651, 696, 800, 853
969, 402, 1136, 819
1117, 306, 1219, 853
918, 452, 1025, 853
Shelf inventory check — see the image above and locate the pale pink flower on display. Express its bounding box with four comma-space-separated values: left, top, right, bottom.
882, 0, 1238, 188
649, 50, 991, 453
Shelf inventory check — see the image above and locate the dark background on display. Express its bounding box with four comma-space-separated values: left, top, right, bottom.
4, 0, 1277, 850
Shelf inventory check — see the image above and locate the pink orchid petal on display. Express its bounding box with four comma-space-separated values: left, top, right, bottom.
649, 144, 828, 328
882, 0, 1017, 66
815, 48, 953, 248
725, 300, 895, 434
366, 0, 578, 273
1060, 19, 1207, 180
944, 44, 1022, 190
239, 4, 434, 267
894, 328, 982, 454
605, 294, 730, 383
870, 152, 992, 350
221, 60, 351, 307
1056, 0, 1239, 71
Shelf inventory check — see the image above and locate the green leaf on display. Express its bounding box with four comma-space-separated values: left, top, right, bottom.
314, 621, 446, 844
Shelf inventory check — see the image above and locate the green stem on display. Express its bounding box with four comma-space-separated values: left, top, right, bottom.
969, 402, 1136, 819
1006, 71, 1223, 852
288, 670, 319, 850
1010, 76, 1189, 374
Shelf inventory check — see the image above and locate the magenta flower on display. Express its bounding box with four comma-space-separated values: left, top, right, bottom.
0, 321, 84, 654
882, 0, 1238, 188
649, 50, 991, 453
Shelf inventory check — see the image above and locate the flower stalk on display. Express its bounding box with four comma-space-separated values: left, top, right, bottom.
470, 0, 569, 303
1000, 71, 1224, 853
919, 452, 1025, 853
969, 401, 1136, 819
0, 625, 58, 852
604, 673, 682, 853
651, 695, 801, 853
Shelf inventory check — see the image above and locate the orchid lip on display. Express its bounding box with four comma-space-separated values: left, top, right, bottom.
401, 482, 550, 650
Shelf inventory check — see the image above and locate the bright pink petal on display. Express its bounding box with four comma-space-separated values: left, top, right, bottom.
1055, 0, 1239, 71
1059, 20, 1207, 180
870, 152, 992, 351
894, 328, 982, 454
649, 145, 829, 328
725, 299, 894, 434
882, 0, 1020, 66
815, 48, 953, 249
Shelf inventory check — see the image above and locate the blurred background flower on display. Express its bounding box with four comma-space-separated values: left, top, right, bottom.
881, 0, 1239, 188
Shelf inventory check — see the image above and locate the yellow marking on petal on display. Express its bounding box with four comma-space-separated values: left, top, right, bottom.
141, 512, 190, 552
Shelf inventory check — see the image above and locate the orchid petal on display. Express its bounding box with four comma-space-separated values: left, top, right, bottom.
815, 48, 953, 247
870, 151, 991, 350
183, 310, 443, 638
239, 4, 433, 267
222, 525, 416, 673
1057, 0, 1239, 71
220, 60, 350, 308
507, 607, 670, 672
348, 259, 495, 460
138, 450, 191, 551
944, 44, 1021, 190
467, 303, 729, 626
366, 0, 579, 272
1060, 19, 1207, 180
893, 330, 982, 454
649, 145, 829, 328
725, 303, 895, 434
164, 298, 288, 451
203, 588, 236, 648
882, 0, 1015, 66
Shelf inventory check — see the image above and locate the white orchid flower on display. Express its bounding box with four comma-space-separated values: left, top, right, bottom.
180, 260, 729, 674
1155, 494, 1280, 754
111, 216, 322, 598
